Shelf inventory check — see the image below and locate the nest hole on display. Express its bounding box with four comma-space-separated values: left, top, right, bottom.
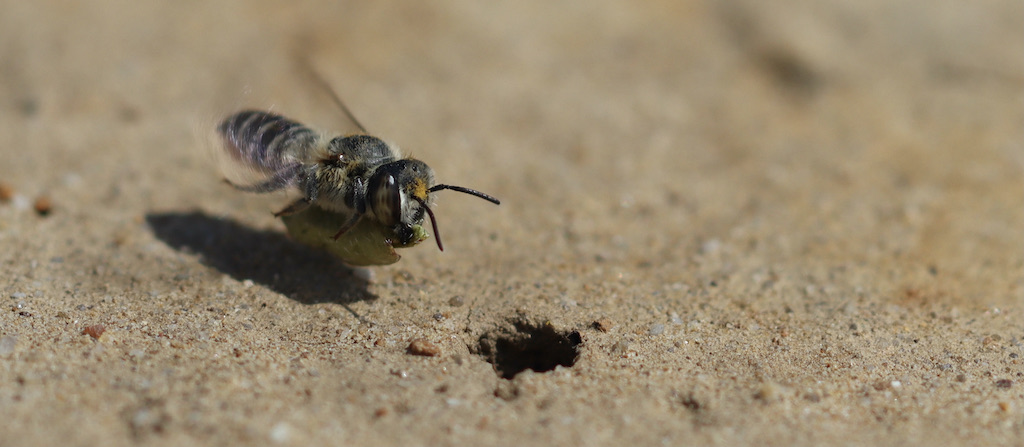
475, 320, 581, 379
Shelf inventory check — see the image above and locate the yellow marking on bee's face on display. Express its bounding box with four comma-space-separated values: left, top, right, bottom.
412, 178, 429, 200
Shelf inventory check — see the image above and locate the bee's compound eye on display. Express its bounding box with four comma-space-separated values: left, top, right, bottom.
370, 173, 402, 226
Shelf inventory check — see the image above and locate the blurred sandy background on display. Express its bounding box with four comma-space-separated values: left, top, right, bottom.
0, 1, 1022, 445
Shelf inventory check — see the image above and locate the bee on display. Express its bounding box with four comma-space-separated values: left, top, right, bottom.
216, 84, 499, 263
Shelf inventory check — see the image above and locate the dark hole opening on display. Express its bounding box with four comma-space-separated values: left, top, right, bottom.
475, 321, 581, 379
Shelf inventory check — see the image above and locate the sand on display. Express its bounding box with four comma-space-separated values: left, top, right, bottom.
1, 1, 1022, 445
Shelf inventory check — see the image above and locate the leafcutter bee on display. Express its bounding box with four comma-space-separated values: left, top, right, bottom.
216, 81, 499, 265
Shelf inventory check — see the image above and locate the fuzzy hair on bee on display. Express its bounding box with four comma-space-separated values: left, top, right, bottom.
215, 83, 500, 254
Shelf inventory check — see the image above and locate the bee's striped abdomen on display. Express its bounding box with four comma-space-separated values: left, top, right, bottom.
218, 110, 316, 170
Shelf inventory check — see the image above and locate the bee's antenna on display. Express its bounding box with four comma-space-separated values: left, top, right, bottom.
317, 76, 368, 134
297, 57, 369, 133
429, 184, 501, 205
414, 198, 444, 251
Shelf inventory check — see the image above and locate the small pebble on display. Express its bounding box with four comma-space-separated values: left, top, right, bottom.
82, 324, 106, 339
593, 318, 614, 332
0, 182, 13, 202
610, 339, 630, 355
755, 382, 784, 401
649, 324, 665, 336
407, 338, 441, 357
995, 379, 1012, 389
33, 196, 53, 216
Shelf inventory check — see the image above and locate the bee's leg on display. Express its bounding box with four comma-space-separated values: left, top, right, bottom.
273, 199, 311, 217
332, 212, 363, 240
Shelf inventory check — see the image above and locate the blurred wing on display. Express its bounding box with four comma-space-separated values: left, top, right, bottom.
208, 58, 373, 193
292, 56, 370, 135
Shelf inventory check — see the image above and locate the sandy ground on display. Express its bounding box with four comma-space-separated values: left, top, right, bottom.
1, 1, 1022, 445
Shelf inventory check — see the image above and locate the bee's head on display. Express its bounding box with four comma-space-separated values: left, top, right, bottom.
367, 159, 435, 245
367, 159, 501, 251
